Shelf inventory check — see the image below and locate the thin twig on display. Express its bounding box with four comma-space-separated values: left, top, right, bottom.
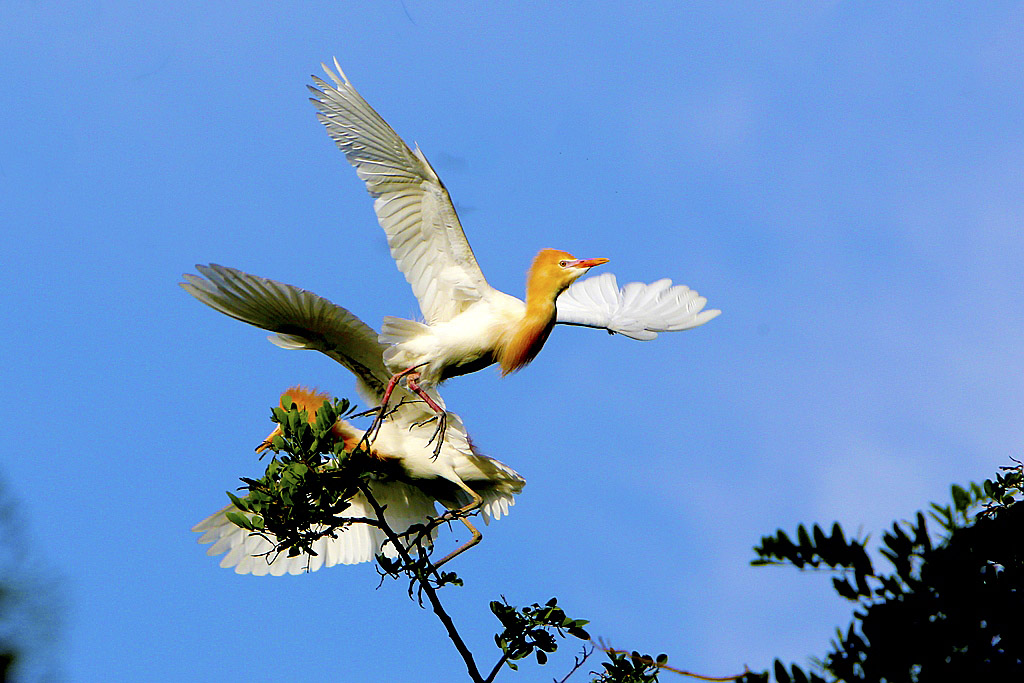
554, 646, 593, 683
356, 479, 486, 683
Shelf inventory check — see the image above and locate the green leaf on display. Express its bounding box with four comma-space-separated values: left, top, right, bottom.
951, 484, 970, 512
226, 491, 247, 510
567, 627, 590, 640
797, 524, 812, 549
225, 511, 253, 530
813, 524, 827, 548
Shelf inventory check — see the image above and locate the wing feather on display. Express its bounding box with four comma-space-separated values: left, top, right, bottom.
181, 264, 389, 402
556, 272, 721, 340
310, 60, 492, 323
192, 480, 439, 576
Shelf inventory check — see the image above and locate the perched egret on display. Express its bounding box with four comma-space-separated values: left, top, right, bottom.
184, 266, 524, 575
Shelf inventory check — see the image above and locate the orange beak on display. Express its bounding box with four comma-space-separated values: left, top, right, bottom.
567, 257, 609, 269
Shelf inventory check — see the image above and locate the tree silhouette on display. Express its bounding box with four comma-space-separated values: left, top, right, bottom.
740, 461, 1024, 682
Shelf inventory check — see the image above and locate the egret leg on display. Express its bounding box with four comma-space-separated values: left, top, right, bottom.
433, 518, 482, 569
359, 365, 423, 450
432, 480, 484, 569
406, 372, 447, 457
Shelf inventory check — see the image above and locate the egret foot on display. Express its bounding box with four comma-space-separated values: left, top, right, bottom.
405, 372, 448, 457
431, 482, 484, 568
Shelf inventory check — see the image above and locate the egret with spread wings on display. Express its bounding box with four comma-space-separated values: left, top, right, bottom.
183, 265, 524, 575
308, 60, 721, 435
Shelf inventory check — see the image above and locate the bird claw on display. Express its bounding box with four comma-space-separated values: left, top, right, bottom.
349, 406, 382, 419
358, 399, 412, 452
410, 413, 440, 430
409, 411, 447, 458
438, 508, 464, 524
425, 412, 447, 459
357, 404, 389, 452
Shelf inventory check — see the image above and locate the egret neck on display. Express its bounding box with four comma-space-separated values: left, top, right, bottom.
498, 249, 609, 375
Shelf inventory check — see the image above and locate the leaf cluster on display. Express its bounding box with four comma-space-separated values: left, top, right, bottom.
977, 460, 1022, 517
490, 597, 590, 670
592, 650, 668, 683
747, 461, 1024, 682
225, 395, 377, 561
753, 522, 875, 600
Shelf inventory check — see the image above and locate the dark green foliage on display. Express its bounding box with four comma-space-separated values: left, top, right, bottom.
592, 650, 668, 682
226, 395, 380, 561
748, 461, 1024, 682
489, 597, 590, 671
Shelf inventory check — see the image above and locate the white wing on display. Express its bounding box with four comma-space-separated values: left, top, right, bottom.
309, 60, 492, 324
181, 264, 390, 403
457, 454, 525, 524
556, 272, 721, 340
193, 481, 438, 576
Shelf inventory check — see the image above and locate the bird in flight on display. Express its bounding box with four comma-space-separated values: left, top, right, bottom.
308, 60, 721, 441
184, 265, 524, 575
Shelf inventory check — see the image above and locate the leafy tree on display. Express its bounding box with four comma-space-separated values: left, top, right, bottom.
740, 461, 1024, 682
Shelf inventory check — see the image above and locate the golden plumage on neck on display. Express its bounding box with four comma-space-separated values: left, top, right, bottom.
498, 249, 582, 376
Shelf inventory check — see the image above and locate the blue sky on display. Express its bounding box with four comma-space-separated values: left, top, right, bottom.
3, 2, 1024, 680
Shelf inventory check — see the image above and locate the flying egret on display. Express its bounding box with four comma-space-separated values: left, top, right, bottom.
184, 266, 525, 575
308, 61, 721, 430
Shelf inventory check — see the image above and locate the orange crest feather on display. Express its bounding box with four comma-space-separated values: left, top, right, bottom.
276, 385, 361, 452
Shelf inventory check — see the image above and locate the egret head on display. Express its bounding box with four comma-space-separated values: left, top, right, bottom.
527, 248, 609, 299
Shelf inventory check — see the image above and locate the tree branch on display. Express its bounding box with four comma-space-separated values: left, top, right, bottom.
355, 479, 486, 683
554, 646, 593, 683
483, 652, 510, 683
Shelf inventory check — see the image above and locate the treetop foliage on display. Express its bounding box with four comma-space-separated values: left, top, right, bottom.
741, 460, 1024, 683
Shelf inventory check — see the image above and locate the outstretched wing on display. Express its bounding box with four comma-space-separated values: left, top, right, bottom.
555, 272, 721, 340
193, 482, 438, 576
309, 60, 493, 324
180, 264, 389, 402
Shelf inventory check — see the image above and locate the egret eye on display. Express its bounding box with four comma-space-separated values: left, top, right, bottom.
558, 260, 568, 267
